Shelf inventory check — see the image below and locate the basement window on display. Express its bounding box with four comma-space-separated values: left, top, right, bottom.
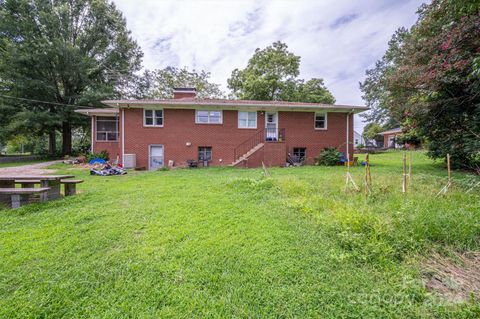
293, 147, 306, 162
198, 147, 212, 162
144, 109, 163, 127
196, 110, 222, 124
314, 112, 327, 129
96, 116, 118, 141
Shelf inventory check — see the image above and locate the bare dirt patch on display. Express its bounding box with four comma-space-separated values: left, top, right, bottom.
423, 251, 480, 303
0, 161, 61, 176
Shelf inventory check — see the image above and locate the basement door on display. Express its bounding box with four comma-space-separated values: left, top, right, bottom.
265, 112, 278, 141
149, 145, 164, 170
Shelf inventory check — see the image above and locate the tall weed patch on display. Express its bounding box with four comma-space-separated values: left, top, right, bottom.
275, 172, 480, 266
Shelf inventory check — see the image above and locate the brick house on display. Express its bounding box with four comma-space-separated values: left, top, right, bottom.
77, 88, 367, 169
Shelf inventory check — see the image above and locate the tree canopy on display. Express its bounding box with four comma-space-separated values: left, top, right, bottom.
362, 123, 385, 145
0, 0, 142, 155
124, 67, 225, 100
228, 41, 335, 104
361, 0, 480, 170
296, 78, 336, 104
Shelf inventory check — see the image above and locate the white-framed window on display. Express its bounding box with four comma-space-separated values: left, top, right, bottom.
96, 116, 118, 141
238, 111, 257, 129
314, 112, 327, 130
293, 147, 306, 162
198, 146, 212, 162
195, 110, 222, 124
144, 109, 163, 127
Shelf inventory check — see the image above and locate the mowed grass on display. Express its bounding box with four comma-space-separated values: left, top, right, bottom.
0, 151, 479, 318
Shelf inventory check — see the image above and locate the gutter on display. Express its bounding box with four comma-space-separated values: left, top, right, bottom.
121, 107, 125, 166
101, 101, 369, 113
91, 116, 94, 153
346, 108, 355, 160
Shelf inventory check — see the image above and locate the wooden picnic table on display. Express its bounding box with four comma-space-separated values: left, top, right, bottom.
0, 175, 74, 201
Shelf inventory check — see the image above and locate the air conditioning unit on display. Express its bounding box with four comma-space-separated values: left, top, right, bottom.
123, 154, 136, 168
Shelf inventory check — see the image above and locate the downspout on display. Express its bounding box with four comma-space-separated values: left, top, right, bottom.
346, 109, 354, 161
91, 115, 95, 154
121, 107, 125, 165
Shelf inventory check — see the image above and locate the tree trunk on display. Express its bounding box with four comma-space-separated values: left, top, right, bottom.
48, 129, 56, 156
62, 121, 72, 156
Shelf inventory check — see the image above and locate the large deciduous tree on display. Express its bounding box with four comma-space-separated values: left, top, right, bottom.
363, 123, 385, 146
120, 67, 225, 100
228, 41, 335, 103
361, 0, 480, 170
152, 67, 225, 99
296, 78, 335, 104
0, 0, 142, 155
360, 28, 408, 126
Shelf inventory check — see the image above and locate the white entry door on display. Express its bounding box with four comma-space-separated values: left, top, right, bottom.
149, 145, 164, 170
265, 112, 278, 141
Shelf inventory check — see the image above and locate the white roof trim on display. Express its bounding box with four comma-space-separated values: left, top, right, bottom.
76, 108, 119, 116
102, 101, 368, 114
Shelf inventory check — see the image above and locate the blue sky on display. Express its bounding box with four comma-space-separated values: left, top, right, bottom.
113, 0, 425, 132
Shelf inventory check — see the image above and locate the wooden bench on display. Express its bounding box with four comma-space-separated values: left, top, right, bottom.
15, 179, 41, 188
0, 188, 50, 209
60, 179, 83, 196
14, 180, 42, 202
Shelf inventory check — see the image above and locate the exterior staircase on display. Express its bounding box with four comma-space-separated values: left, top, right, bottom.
230, 128, 286, 167
230, 143, 264, 167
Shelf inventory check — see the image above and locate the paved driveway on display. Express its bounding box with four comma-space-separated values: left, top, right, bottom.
0, 161, 62, 176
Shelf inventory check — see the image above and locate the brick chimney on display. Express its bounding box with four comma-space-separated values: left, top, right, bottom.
173, 87, 197, 99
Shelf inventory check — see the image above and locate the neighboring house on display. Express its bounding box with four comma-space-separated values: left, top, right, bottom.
354, 131, 377, 148
77, 88, 368, 169
380, 127, 402, 149
354, 130, 364, 148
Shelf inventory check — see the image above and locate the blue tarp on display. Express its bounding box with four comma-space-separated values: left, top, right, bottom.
89, 158, 106, 165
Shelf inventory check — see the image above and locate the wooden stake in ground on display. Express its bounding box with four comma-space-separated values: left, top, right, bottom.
364, 153, 372, 196
402, 153, 407, 194
447, 153, 451, 183
261, 161, 270, 177
343, 109, 358, 192
344, 162, 359, 192
437, 153, 452, 196
367, 154, 372, 186
408, 152, 412, 189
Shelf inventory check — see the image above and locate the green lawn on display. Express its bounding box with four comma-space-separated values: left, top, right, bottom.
1, 151, 479, 318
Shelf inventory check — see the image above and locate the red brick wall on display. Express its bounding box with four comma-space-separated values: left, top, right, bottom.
237, 145, 264, 168
237, 142, 287, 168
122, 108, 266, 169
93, 141, 120, 161
173, 92, 196, 99
119, 108, 354, 169
262, 143, 287, 167
280, 112, 353, 164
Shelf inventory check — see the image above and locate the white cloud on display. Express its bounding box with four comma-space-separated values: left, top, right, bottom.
113, 0, 425, 131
